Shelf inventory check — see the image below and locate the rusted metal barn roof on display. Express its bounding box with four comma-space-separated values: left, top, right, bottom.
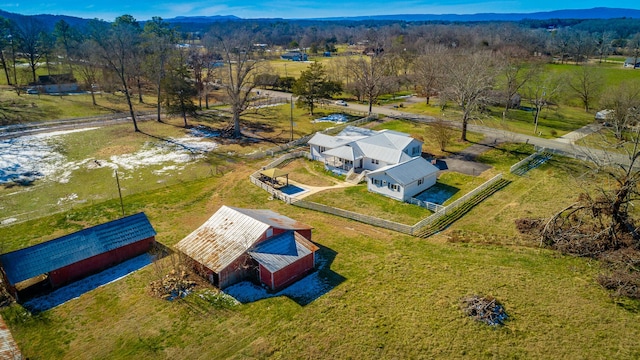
175, 206, 311, 273
248, 231, 318, 273
0, 213, 156, 286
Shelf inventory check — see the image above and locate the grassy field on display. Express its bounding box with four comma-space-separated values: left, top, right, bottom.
3, 94, 640, 358
3, 146, 640, 359
0, 89, 159, 123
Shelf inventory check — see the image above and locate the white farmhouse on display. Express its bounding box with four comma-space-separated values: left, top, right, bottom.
308, 126, 423, 174
308, 126, 439, 200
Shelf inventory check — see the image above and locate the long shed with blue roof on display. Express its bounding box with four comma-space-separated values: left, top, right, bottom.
0, 212, 156, 300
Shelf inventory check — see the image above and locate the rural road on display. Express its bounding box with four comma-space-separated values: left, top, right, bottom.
262, 89, 627, 166
0, 90, 629, 167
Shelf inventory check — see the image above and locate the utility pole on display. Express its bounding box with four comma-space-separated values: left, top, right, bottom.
115, 170, 125, 217
290, 94, 294, 141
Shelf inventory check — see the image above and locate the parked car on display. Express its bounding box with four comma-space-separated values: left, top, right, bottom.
335, 100, 348, 106
26, 88, 39, 95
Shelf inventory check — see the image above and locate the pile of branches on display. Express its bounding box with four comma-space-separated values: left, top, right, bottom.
461, 295, 508, 326
149, 268, 197, 301
518, 191, 640, 299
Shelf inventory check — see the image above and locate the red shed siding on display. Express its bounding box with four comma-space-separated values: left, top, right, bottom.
49, 237, 154, 288
268, 252, 315, 291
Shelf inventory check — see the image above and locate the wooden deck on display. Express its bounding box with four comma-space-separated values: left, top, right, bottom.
0, 315, 21, 359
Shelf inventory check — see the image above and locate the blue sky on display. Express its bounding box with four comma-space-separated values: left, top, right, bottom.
0, 0, 634, 21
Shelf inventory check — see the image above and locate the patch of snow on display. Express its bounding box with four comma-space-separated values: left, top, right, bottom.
0, 129, 218, 186
0, 128, 98, 185
224, 271, 332, 304
22, 253, 153, 313
224, 254, 333, 304
57, 193, 78, 205
1, 218, 17, 225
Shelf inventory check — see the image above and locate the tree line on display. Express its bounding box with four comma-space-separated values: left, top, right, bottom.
1, 14, 640, 140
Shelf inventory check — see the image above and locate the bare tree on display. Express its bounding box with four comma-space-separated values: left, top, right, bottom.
205, 32, 264, 138
595, 31, 616, 63
14, 17, 46, 84
497, 53, 539, 119
143, 17, 176, 122
345, 54, 391, 114
73, 40, 100, 105
89, 16, 143, 132
439, 50, 497, 141
412, 44, 446, 105
567, 64, 604, 113
428, 119, 455, 152
522, 72, 563, 135
600, 81, 640, 141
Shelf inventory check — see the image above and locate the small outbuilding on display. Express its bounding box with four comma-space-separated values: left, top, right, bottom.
0, 212, 156, 301
175, 206, 317, 291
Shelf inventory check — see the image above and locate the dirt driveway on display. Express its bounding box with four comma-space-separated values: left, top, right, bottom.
432, 138, 497, 176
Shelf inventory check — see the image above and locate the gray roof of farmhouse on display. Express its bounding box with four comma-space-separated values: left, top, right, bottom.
0, 213, 156, 285
307, 132, 353, 148
322, 143, 364, 161
367, 157, 439, 185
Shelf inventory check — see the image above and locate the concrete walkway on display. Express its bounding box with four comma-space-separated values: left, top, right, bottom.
555, 123, 602, 144
286, 179, 356, 200
0, 315, 21, 359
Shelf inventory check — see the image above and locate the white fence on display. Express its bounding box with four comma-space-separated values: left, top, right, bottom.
412, 173, 504, 235
407, 198, 445, 212
510, 148, 545, 173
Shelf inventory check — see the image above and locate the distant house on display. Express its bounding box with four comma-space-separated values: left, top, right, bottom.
175, 206, 318, 291
367, 157, 439, 201
29, 74, 79, 93
308, 126, 423, 174
280, 51, 308, 61
624, 57, 640, 69
595, 109, 614, 121
0, 213, 156, 301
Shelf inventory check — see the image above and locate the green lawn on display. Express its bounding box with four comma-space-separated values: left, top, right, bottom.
3, 115, 640, 359
3, 155, 640, 359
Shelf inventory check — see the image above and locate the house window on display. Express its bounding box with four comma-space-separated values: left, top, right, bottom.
412, 146, 421, 155
371, 159, 379, 164
389, 184, 400, 191
319, 146, 326, 153
372, 179, 382, 186
418, 178, 423, 186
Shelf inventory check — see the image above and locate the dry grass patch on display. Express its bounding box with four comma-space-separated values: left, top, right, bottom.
279, 158, 339, 187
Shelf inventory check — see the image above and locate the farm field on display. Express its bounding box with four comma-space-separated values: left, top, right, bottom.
3, 141, 640, 359
2, 89, 640, 359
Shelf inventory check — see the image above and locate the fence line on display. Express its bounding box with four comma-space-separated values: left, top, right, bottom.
510, 148, 545, 173
411, 173, 503, 234
293, 200, 414, 234
406, 198, 444, 212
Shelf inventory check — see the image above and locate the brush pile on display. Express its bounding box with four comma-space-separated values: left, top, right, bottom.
461, 295, 508, 326
149, 268, 197, 301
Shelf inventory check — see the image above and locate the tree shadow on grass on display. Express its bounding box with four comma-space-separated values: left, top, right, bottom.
224, 243, 345, 306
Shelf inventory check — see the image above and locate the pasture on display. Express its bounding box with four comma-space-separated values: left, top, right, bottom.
1, 85, 640, 359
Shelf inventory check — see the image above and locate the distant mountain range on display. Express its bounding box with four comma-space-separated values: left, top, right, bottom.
310, 7, 640, 22
0, 7, 638, 31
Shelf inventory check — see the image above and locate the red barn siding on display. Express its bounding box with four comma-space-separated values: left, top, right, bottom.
49, 237, 154, 288
267, 252, 315, 291
219, 254, 256, 289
